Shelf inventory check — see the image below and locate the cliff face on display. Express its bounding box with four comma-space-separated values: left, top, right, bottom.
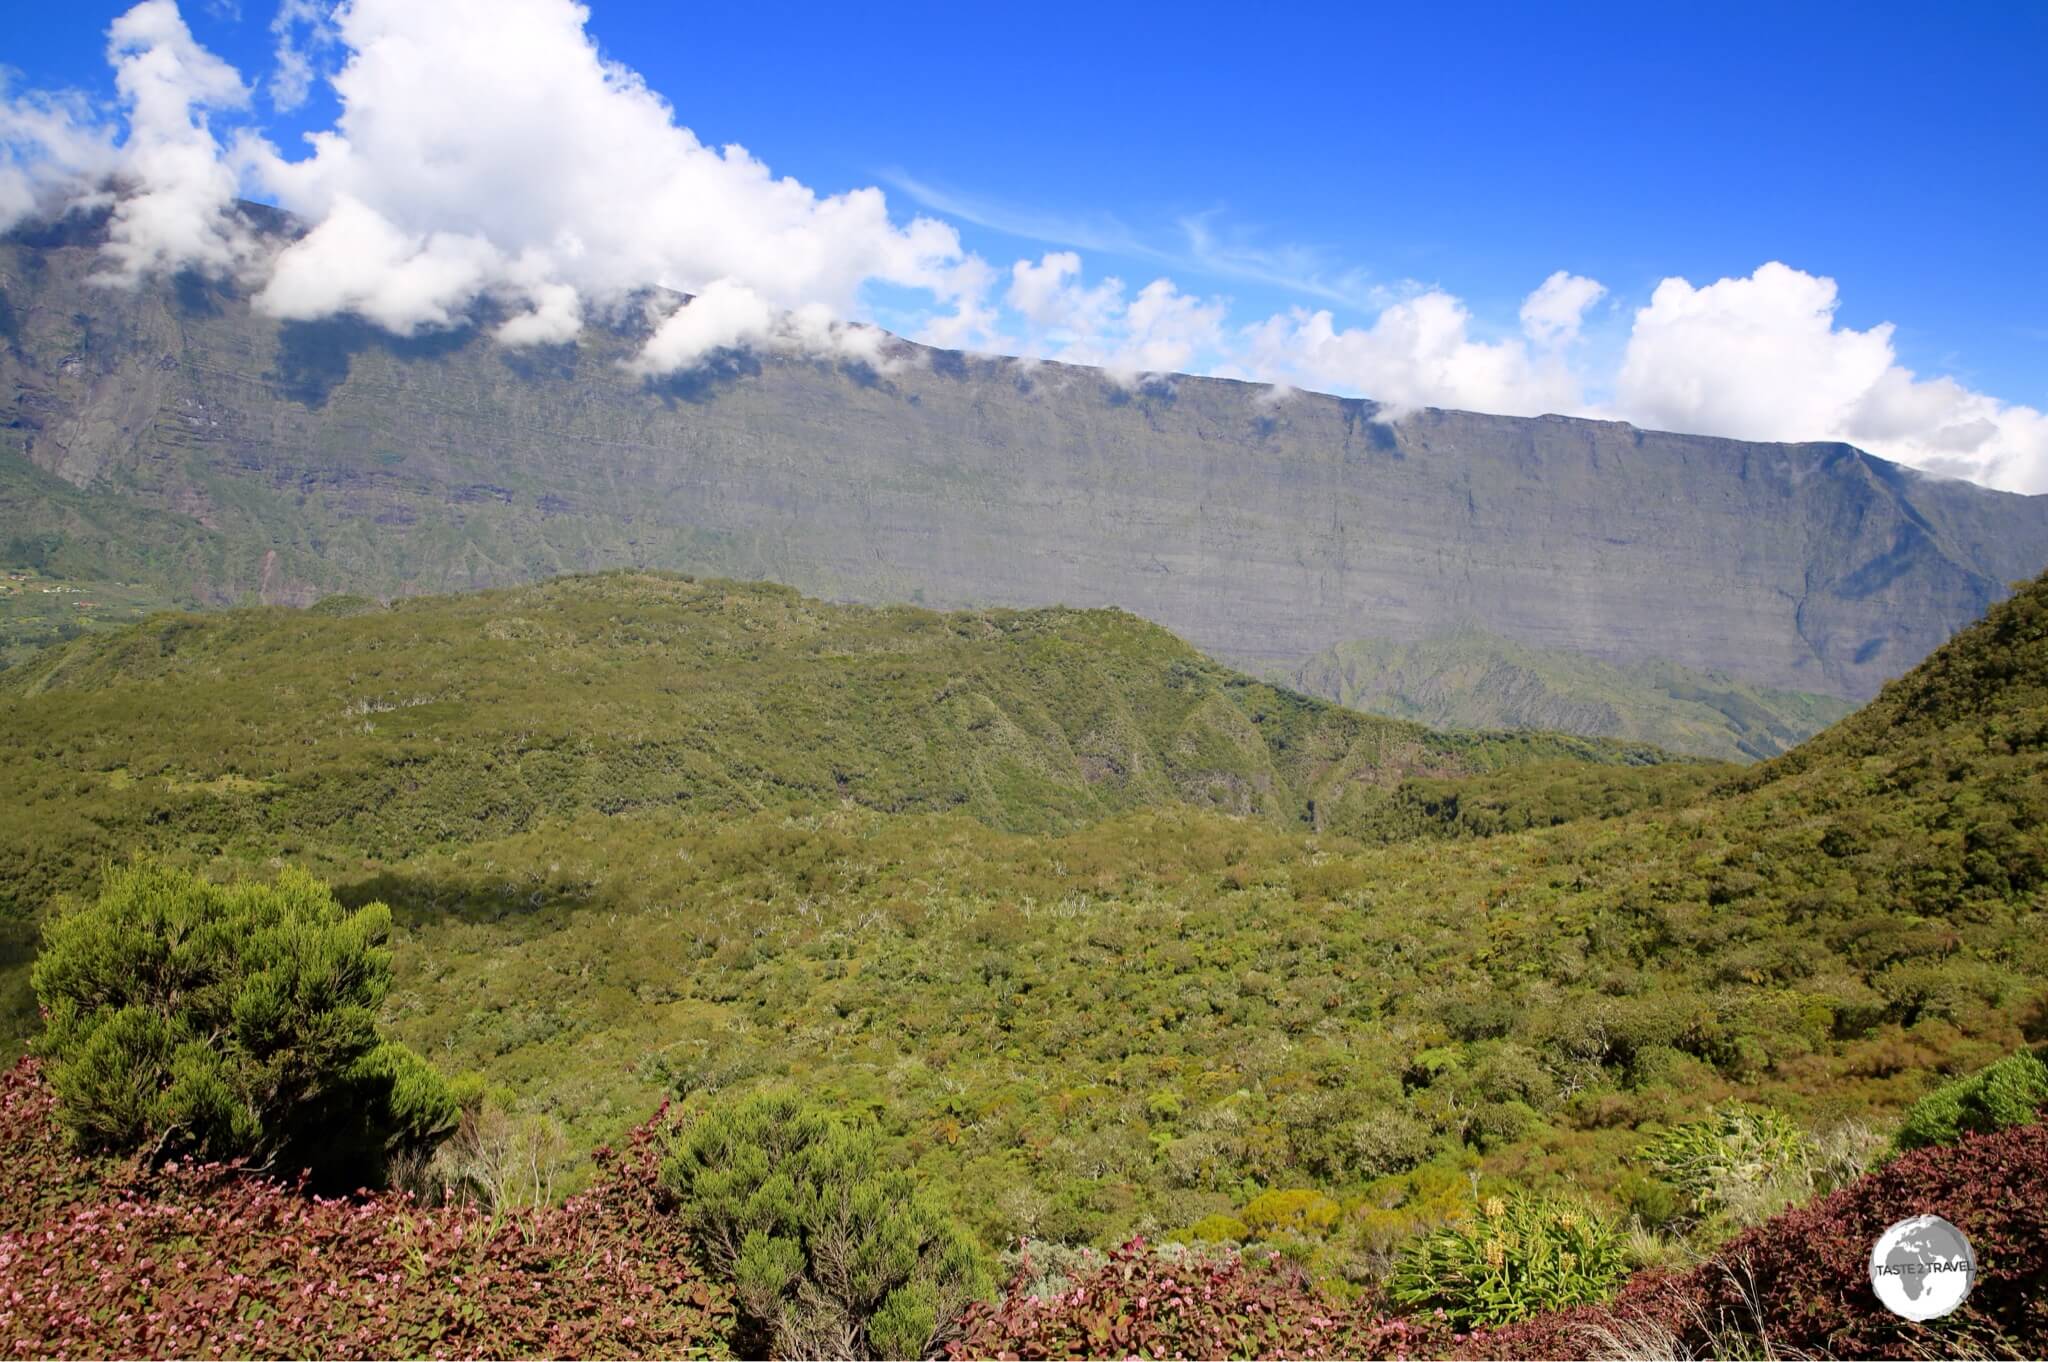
5, 221, 2046, 698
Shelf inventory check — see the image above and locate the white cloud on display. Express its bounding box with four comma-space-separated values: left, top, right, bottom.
1006, 251, 1118, 334
999, 250, 1223, 381
1109, 279, 1226, 378
267, 0, 337, 112
4, 4, 2042, 493
1241, 285, 1586, 419
255, 191, 497, 332
632, 280, 776, 375
98, 0, 251, 283
915, 255, 1000, 351
1616, 262, 2048, 492
1519, 270, 1605, 345
229, 0, 978, 373
0, 80, 119, 232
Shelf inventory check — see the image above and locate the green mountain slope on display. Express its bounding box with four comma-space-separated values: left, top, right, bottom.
5, 570, 2043, 1263
0, 572, 1702, 1041
335, 567, 2045, 1248
1281, 629, 1857, 761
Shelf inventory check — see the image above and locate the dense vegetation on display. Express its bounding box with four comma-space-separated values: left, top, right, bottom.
8, 1040, 2031, 1351
32, 862, 459, 1190
661, 1091, 989, 1359
0, 445, 269, 656
0, 1058, 737, 1359
10, 1049, 2037, 1359
1281, 626, 1856, 761
0, 572, 1699, 1042
0, 566, 182, 672
2, 565, 2046, 1356
1470, 1113, 2048, 1360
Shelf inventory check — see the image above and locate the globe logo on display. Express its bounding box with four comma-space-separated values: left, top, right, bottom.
1869, 1215, 1975, 1321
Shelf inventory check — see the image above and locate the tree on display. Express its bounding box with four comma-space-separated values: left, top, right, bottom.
31, 860, 458, 1190
660, 1090, 989, 1359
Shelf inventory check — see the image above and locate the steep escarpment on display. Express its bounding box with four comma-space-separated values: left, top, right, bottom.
4, 210, 2045, 698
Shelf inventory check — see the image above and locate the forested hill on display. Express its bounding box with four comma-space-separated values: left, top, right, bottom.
0, 572, 1695, 1041
0, 569, 2044, 1316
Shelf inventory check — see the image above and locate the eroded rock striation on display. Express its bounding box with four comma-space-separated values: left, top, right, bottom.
4, 212, 2045, 698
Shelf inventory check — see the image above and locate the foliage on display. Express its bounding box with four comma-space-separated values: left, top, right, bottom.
1637, 1104, 1815, 1230
1385, 1192, 1627, 1327
948, 1237, 1448, 1360
1472, 1115, 2048, 1360
1240, 1188, 1343, 1237
406, 1085, 575, 1212
0, 1057, 736, 1359
30, 860, 457, 1190
0, 572, 1689, 1043
1893, 1049, 2048, 1151
0, 567, 2046, 1298
659, 1090, 990, 1359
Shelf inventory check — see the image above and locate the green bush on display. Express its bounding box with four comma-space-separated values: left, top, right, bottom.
1239, 1187, 1342, 1237
1181, 1213, 1249, 1243
1386, 1192, 1627, 1327
1638, 1104, 1813, 1230
1347, 1107, 1436, 1178
1894, 1051, 2048, 1151
30, 861, 458, 1190
659, 1090, 990, 1359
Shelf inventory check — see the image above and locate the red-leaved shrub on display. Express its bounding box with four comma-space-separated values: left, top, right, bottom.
1470, 1119, 2048, 1360
947, 1238, 1449, 1360
0, 1058, 734, 1359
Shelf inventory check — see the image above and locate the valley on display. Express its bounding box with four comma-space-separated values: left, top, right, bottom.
3, 568, 2043, 1316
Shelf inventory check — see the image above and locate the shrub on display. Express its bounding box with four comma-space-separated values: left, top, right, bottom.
948, 1237, 1447, 1360
0, 1058, 736, 1358
30, 860, 458, 1190
1182, 1212, 1249, 1243
1239, 1187, 1342, 1237
1348, 1107, 1436, 1178
408, 1085, 574, 1211
659, 1090, 989, 1359
1386, 1192, 1627, 1328
1472, 1116, 2048, 1360
1894, 1049, 2048, 1151
1637, 1103, 1813, 1229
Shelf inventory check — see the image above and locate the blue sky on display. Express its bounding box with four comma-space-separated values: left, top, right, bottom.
4, 1, 2045, 488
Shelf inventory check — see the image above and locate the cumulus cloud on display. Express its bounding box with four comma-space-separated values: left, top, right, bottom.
8, 0, 984, 373
1519, 270, 1605, 345
0, 80, 119, 232
99, 0, 252, 283
255, 191, 498, 331
5, 3, 2042, 492
1616, 262, 2048, 492
1000, 250, 1224, 381
226, 0, 981, 372
1241, 285, 1587, 419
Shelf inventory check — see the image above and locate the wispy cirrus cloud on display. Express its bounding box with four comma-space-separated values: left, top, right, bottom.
885, 169, 1396, 310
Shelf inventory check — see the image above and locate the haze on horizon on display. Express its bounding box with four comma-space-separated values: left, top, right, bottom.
3, 0, 2044, 492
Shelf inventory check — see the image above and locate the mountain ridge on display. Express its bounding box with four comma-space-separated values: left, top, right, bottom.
5, 204, 2047, 699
